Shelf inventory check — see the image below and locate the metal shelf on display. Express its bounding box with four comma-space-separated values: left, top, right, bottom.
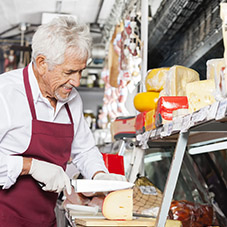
136, 99, 227, 226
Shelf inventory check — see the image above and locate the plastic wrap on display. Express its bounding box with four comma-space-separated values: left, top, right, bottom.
145, 68, 170, 92
169, 200, 213, 227
155, 96, 189, 127
220, 3, 227, 67
133, 176, 163, 217
206, 58, 226, 101
133, 91, 160, 113
163, 65, 200, 96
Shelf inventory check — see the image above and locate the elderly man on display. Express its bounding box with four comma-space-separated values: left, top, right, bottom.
0, 16, 125, 227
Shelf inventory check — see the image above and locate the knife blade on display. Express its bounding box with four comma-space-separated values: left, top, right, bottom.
71, 179, 134, 193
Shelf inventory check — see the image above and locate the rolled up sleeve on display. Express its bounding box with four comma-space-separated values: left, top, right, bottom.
1, 155, 23, 189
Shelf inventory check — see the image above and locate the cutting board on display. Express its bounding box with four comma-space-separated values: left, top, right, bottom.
74, 217, 182, 226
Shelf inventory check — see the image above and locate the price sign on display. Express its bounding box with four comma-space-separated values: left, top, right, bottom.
207, 102, 219, 120
191, 106, 209, 126
167, 122, 173, 136
181, 114, 192, 132
161, 123, 169, 137
172, 116, 183, 132
150, 129, 156, 138
156, 127, 163, 138
216, 99, 227, 120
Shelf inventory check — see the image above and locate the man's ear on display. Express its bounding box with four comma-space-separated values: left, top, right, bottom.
35, 55, 48, 75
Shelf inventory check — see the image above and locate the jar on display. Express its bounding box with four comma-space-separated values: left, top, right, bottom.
84, 110, 95, 129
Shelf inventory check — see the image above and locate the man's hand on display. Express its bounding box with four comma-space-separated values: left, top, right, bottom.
93, 172, 127, 181
29, 159, 71, 194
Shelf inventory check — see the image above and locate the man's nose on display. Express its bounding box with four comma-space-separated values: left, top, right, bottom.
69, 75, 81, 87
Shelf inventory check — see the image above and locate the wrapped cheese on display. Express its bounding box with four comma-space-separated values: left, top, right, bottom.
155, 96, 189, 127
206, 58, 225, 80
186, 79, 216, 112
220, 3, 227, 67
133, 91, 159, 112
206, 58, 226, 100
163, 65, 200, 96
145, 67, 170, 92
135, 110, 156, 133
111, 116, 136, 139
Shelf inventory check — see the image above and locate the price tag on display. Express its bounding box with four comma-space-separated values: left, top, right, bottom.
172, 116, 183, 132
150, 129, 156, 138
139, 131, 149, 149
156, 127, 163, 138
191, 106, 209, 126
167, 122, 173, 136
161, 123, 168, 137
216, 99, 227, 120
207, 101, 219, 120
136, 134, 142, 141
181, 114, 191, 132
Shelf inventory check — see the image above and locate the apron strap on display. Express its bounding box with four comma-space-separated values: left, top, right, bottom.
65, 103, 74, 124
23, 66, 37, 120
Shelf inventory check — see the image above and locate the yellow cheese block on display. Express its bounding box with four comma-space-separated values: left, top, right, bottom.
145, 67, 170, 92
206, 58, 225, 80
186, 79, 216, 112
145, 109, 156, 131
102, 189, 133, 220
165, 65, 200, 96
133, 92, 159, 112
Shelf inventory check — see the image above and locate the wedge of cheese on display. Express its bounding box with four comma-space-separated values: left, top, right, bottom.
164, 65, 200, 96
102, 189, 133, 220
186, 79, 216, 112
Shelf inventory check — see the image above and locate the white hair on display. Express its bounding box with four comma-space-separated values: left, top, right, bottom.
32, 16, 92, 69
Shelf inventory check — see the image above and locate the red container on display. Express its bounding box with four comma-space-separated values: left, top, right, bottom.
102, 153, 125, 175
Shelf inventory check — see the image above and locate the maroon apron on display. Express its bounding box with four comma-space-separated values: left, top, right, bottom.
0, 66, 74, 227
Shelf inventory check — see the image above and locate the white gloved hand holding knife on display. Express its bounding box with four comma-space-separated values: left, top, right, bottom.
28, 158, 72, 194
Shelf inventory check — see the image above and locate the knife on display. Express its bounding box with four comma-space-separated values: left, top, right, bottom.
71, 179, 134, 193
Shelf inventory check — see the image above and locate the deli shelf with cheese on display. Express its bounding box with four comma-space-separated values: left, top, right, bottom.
136, 100, 227, 227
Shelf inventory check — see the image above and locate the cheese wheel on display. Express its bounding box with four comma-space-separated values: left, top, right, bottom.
145, 67, 170, 92
102, 189, 133, 220
133, 92, 160, 112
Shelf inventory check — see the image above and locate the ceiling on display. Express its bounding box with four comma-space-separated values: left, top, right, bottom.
0, 0, 116, 44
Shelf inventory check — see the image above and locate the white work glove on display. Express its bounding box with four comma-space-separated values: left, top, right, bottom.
93, 172, 127, 181
29, 159, 71, 194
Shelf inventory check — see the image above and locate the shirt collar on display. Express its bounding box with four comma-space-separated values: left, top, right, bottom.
28, 62, 78, 105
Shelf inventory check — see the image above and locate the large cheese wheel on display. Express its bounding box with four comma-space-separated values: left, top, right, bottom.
133, 92, 159, 112
102, 189, 133, 220
145, 67, 170, 92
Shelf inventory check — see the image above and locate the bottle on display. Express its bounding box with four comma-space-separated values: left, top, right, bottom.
84, 110, 95, 129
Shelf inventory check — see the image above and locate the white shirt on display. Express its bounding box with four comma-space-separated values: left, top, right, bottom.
0, 63, 108, 189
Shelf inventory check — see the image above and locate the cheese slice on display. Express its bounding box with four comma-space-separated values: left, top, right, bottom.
165, 65, 200, 96
186, 79, 216, 112
102, 189, 133, 220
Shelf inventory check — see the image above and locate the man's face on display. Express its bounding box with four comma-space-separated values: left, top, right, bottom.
43, 50, 87, 102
